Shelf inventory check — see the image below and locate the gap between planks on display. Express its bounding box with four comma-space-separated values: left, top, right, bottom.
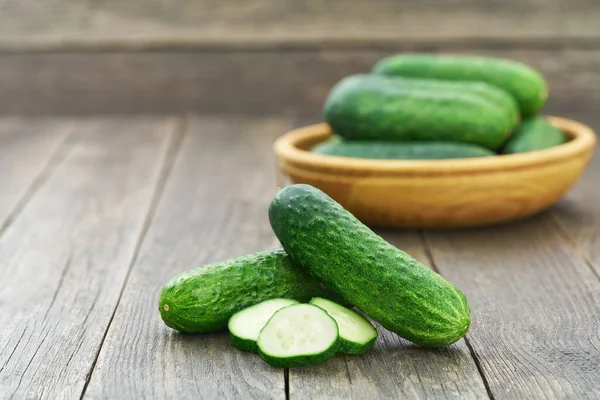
551, 216, 600, 284
0, 116, 181, 399
284, 368, 290, 400
80, 116, 290, 399
3, 36, 600, 54
418, 231, 495, 400
550, 143, 600, 283
79, 117, 186, 399
419, 215, 600, 397
0, 122, 78, 240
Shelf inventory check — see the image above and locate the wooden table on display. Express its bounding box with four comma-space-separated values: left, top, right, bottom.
1, 1, 600, 398
0, 112, 599, 399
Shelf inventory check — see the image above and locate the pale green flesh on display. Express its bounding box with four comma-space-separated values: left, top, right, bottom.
310, 297, 377, 346
258, 304, 338, 357
228, 298, 298, 341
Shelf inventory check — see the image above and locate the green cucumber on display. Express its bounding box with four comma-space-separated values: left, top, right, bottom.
373, 53, 547, 117
159, 249, 346, 333
324, 74, 518, 150
503, 117, 566, 154
228, 298, 299, 353
257, 304, 339, 368
269, 184, 471, 347
372, 74, 520, 121
313, 137, 495, 160
310, 297, 377, 355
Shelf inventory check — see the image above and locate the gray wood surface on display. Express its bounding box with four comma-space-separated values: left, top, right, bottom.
0, 3, 599, 396
289, 233, 489, 400
424, 214, 600, 398
82, 117, 289, 399
0, 118, 176, 399
0, 118, 74, 231
1, 49, 599, 117
0, 113, 598, 399
553, 143, 600, 277
1, 0, 599, 51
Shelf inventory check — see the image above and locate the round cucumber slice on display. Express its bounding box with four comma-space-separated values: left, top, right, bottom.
257, 304, 339, 368
310, 297, 378, 355
228, 298, 299, 353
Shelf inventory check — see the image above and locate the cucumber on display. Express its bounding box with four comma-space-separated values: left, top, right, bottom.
257, 304, 339, 368
158, 249, 346, 333
373, 53, 547, 117
310, 297, 377, 355
313, 136, 495, 160
503, 117, 566, 154
377, 75, 520, 122
324, 74, 518, 150
228, 298, 299, 353
269, 184, 471, 347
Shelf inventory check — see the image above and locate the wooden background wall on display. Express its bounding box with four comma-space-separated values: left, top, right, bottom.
1, 0, 598, 121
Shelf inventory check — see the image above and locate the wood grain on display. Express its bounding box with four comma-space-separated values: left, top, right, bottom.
290, 232, 488, 399
1, 49, 600, 117
0, 113, 596, 398
552, 142, 600, 277
0, 117, 176, 399
0, 118, 74, 231
1, 0, 599, 51
82, 117, 290, 399
423, 215, 600, 398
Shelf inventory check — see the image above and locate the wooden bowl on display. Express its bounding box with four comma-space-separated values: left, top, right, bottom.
273, 116, 596, 229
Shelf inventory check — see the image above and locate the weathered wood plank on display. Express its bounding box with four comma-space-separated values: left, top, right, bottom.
82, 117, 290, 399
0, 117, 176, 399
290, 232, 488, 400
0, 0, 599, 51
1, 49, 598, 117
423, 215, 600, 398
552, 126, 600, 277
0, 118, 74, 231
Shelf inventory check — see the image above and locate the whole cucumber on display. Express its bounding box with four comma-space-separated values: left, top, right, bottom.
313, 136, 495, 159
269, 184, 471, 347
503, 117, 566, 154
324, 74, 518, 150
373, 53, 547, 117
158, 249, 346, 333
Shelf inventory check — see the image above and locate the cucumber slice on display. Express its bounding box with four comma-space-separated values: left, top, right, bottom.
257, 304, 339, 368
228, 298, 299, 353
309, 297, 378, 355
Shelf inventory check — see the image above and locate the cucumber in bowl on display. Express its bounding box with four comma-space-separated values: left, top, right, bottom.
257, 304, 340, 368
310, 297, 377, 355
228, 298, 299, 353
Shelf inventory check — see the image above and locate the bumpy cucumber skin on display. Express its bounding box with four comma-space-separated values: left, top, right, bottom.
373, 54, 547, 117
269, 185, 471, 347
228, 298, 299, 353
158, 249, 346, 333
369, 75, 520, 122
324, 74, 518, 150
313, 137, 495, 160
257, 305, 340, 368
310, 297, 378, 355
502, 117, 566, 154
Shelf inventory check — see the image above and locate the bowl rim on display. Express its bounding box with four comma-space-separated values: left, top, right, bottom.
273, 116, 597, 177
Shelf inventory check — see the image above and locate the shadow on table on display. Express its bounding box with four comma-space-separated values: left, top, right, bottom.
290, 330, 478, 398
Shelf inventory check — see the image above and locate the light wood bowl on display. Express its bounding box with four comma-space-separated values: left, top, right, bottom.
273, 116, 596, 229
